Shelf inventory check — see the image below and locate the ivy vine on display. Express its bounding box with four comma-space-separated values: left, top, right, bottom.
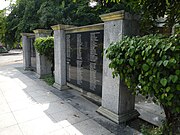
34, 36, 54, 62
106, 34, 180, 131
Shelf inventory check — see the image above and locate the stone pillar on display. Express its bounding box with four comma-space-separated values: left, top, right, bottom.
51, 24, 72, 90
97, 10, 139, 123
33, 29, 52, 78
21, 33, 34, 70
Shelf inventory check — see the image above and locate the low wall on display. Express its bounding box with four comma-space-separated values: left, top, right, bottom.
52, 10, 140, 124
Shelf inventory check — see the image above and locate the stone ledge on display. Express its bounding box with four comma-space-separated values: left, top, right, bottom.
21, 33, 35, 38
100, 10, 125, 22
97, 106, 140, 124
65, 23, 104, 33
33, 29, 52, 34
100, 10, 139, 22
51, 24, 74, 31
67, 83, 83, 93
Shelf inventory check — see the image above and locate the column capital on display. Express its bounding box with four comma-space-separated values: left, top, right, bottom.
51, 24, 74, 31
21, 33, 35, 38
33, 29, 52, 34
100, 10, 139, 22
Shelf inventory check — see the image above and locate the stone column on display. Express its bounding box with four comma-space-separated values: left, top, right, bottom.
21, 33, 34, 70
97, 10, 139, 123
51, 24, 72, 90
33, 29, 52, 78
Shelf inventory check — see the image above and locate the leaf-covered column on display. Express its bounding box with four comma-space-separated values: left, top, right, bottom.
33, 29, 52, 78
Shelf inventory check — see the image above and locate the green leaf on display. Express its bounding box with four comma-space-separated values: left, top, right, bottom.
163, 60, 168, 66
166, 87, 170, 92
176, 107, 180, 113
156, 61, 162, 67
172, 75, 178, 83
161, 94, 165, 99
169, 58, 176, 64
138, 75, 142, 81
142, 64, 149, 71
175, 70, 180, 75
160, 78, 167, 87
149, 76, 153, 81
118, 59, 123, 65
177, 84, 180, 91
167, 102, 172, 106
129, 58, 134, 66
167, 94, 173, 101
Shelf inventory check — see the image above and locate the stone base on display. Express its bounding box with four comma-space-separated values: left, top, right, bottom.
53, 83, 69, 90
67, 82, 101, 105
24, 67, 32, 71
67, 83, 83, 93
97, 106, 139, 124
35, 73, 41, 79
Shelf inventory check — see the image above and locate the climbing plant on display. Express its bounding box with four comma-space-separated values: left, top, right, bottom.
106, 34, 180, 133
34, 36, 54, 62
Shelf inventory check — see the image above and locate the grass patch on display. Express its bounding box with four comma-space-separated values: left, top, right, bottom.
42, 75, 55, 86
141, 125, 163, 135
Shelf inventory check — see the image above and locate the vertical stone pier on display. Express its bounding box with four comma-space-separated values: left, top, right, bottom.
21, 33, 35, 70
33, 29, 52, 78
51, 24, 72, 90
97, 10, 139, 123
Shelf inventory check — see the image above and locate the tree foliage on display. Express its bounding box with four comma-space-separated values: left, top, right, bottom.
112, 0, 179, 33
106, 34, 180, 133
0, 10, 6, 45
2, 0, 130, 47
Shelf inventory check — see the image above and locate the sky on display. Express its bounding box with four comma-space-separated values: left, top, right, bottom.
0, 0, 11, 10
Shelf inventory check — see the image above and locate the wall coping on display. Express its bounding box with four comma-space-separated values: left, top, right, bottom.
100, 10, 139, 22
51, 24, 74, 31
65, 23, 104, 33
21, 33, 35, 38
33, 29, 52, 34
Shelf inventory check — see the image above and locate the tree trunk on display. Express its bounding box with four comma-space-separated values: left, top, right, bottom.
162, 105, 180, 135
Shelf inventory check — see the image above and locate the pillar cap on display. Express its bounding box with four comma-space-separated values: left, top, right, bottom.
33, 29, 52, 34
51, 24, 74, 30
65, 23, 104, 33
21, 33, 35, 38
100, 10, 139, 22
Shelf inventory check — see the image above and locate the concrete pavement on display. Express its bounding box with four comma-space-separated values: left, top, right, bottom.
0, 51, 141, 135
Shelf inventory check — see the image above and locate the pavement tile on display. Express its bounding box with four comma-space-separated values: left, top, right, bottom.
0, 112, 17, 129
27, 90, 53, 98
64, 119, 111, 135
0, 96, 6, 105
8, 100, 38, 112
42, 100, 75, 115
33, 93, 62, 104
3, 93, 31, 103
19, 116, 63, 135
0, 103, 11, 115
13, 107, 46, 123
24, 86, 50, 93
0, 53, 141, 135
0, 125, 23, 135
50, 108, 89, 128
45, 129, 69, 135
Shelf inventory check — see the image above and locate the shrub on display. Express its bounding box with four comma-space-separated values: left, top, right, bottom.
42, 74, 55, 86
34, 36, 54, 62
141, 125, 163, 135
106, 34, 180, 133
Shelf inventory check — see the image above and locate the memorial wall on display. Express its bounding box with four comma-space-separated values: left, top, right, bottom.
66, 30, 103, 96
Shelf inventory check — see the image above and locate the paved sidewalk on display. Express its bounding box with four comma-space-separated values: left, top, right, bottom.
0, 53, 141, 135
